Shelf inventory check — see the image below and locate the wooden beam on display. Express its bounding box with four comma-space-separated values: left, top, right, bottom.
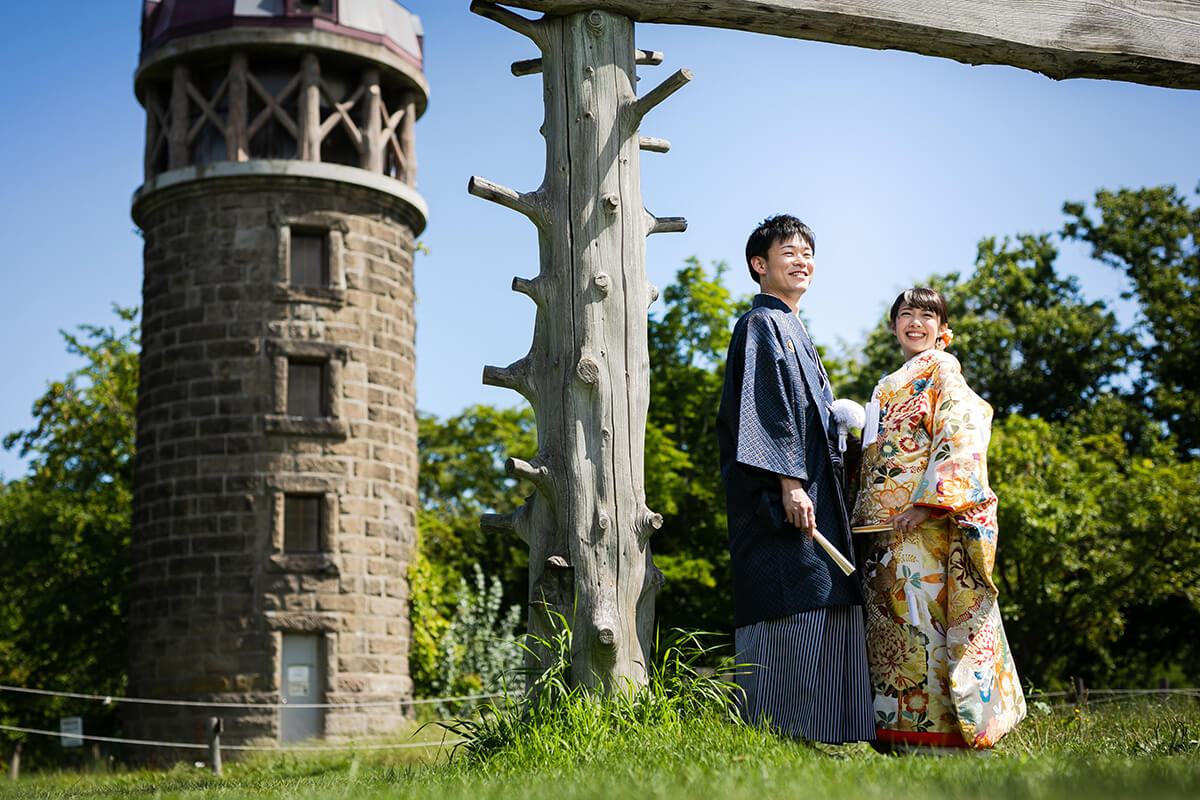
498, 0, 1200, 89
226, 54, 249, 162
298, 54, 321, 162
168, 65, 189, 170
401, 91, 418, 185
362, 68, 384, 173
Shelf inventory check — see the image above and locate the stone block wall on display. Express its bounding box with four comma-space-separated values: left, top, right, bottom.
127, 174, 418, 745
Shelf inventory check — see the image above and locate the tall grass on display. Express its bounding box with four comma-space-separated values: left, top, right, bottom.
435, 621, 745, 767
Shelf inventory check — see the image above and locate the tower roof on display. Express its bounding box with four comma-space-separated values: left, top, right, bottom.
141, 0, 423, 70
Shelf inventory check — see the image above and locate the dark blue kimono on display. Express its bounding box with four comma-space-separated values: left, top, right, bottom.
717, 293, 860, 628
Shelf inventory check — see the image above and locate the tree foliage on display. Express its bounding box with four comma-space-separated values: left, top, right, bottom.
837, 235, 1131, 422
645, 258, 749, 634
989, 415, 1200, 686
0, 306, 138, 765
1063, 184, 1200, 456
416, 405, 537, 605
409, 405, 536, 697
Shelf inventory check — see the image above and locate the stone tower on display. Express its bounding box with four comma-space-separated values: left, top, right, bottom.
128, 0, 427, 746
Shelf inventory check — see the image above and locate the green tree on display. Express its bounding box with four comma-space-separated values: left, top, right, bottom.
409, 405, 536, 697
416, 405, 537, 604
836, 236, 1131, 423
646, 258, 748, 634
1063, 184, 1200, 456
0, 306, 138, 766
990, 415, 1200, 686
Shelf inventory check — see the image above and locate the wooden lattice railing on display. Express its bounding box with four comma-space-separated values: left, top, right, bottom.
143, 52, 417, 184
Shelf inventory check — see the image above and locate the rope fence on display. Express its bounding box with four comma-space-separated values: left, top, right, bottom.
0, 682, 499, 773
2, 680, 1195, 774
0, 684, 507, 710
0, 723, 464, 753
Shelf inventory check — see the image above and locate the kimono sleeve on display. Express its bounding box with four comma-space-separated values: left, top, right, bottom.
730, 312, 809, 482
912, 356, 996, 515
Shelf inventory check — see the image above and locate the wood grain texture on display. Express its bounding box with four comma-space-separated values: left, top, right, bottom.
471, 5, 681, 690
498, 0, 1200, 89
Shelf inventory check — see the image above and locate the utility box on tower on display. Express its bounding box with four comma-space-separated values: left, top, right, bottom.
128, 0, 427, 748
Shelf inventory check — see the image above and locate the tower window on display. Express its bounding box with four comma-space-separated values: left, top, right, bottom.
284, 495, 322, 553
287, 361, 327, 418
266, 340, 347, 438
290, 231, 328, 288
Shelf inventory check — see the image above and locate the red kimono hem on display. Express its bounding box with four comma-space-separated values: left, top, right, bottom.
875, 728, 969, 748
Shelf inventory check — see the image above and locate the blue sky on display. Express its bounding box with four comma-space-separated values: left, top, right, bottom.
1, 3, 1197, 479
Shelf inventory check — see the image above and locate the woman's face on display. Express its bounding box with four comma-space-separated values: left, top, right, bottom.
892, 303, 946, 361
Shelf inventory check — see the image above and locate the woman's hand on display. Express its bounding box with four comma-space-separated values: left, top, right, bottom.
890, 505, 932, 534
780, 476, 815, 538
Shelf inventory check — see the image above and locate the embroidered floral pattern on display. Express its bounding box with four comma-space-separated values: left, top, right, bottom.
853, 349, 1026, 749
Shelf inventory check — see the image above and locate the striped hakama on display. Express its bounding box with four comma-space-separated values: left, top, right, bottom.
735, 604, 876, 744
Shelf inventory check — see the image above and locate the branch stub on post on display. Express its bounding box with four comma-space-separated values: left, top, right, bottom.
470, 1, 547, 48
648, 216, 687, 235
468, 176, 547, 229
632, 68, 693, 123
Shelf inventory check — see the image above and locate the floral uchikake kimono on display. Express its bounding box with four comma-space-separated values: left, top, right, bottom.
852, 348, 1026, 749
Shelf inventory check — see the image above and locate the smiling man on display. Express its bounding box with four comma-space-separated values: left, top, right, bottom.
715, 214, 874, 744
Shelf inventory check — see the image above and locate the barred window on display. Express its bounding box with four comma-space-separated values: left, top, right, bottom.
290, 231, 328, 288
284, 495, 322, 553
287, 360, 326, 418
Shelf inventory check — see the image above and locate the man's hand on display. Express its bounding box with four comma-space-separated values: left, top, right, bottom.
890, 505, 932, 534
779, 476, 815, 539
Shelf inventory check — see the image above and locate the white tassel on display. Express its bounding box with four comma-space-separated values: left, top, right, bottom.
831, 398, 866, 454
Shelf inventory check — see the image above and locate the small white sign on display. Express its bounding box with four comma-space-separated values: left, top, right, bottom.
287, 664, 311, 697
60, 716, 83, 748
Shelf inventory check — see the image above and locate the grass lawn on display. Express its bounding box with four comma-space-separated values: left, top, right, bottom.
1, 696, 1196, 800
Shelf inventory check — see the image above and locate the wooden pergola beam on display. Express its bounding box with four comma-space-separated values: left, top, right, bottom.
498, 0, 1200, 90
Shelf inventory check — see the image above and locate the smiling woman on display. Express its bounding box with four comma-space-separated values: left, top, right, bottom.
889, 287, 950, 361
852, 287, 1026, 752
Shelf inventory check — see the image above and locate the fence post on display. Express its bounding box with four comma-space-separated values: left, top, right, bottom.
1072, 676, 1088, 708
9, 740, 19, 780
208, 717, 223, 777
1159, 676, 1169, 700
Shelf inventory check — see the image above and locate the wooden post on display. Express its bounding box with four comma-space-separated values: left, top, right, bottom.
298, 54, 322, 162
207, 717, 223, 777
144, 84, 161, 179
168, 64, 190, 170
8, 740, 19, 781
226, 53, 249, 162
362, 68, 384, 173
472, 2, 686, 691
1072, 676, 1088, 708
400, 90, 417, 185
1159, 676, 1169, 700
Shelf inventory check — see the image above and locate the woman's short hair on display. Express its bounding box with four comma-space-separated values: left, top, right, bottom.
889, 287, 948, 327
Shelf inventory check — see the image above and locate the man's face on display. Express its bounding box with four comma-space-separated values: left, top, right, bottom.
751, 233, 815, 305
